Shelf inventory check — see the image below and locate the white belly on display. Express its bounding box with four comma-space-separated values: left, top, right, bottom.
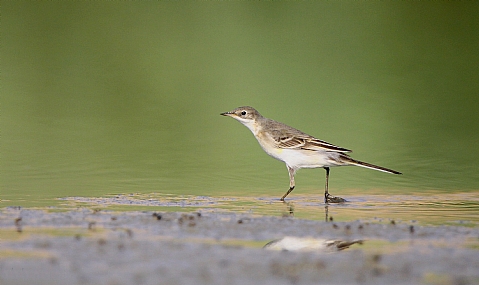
269, 148, 333, 169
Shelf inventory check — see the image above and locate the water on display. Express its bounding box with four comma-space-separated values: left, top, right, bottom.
2, 2, 479, 225
48, 192, 479, 226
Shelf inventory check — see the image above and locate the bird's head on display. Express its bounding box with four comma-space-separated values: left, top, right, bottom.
221, 106, 263, 132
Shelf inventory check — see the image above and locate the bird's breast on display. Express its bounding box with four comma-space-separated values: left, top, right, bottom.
255, 132, 281, 157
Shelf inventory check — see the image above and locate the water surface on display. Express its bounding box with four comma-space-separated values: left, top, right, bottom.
2, 2, 478, 224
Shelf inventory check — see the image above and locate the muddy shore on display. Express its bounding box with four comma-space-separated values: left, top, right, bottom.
1, 207, 479, 285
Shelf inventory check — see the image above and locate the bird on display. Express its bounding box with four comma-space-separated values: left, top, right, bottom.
221, 106, 401, 203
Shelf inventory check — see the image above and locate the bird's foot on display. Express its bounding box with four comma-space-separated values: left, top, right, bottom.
325, 193, 347, 204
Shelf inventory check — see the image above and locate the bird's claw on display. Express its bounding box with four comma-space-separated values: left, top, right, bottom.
325, 193, 346, 204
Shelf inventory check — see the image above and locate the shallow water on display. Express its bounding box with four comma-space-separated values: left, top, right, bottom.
3, 191, 469, 227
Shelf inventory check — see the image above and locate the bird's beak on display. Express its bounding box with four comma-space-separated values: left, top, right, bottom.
220, 111, 233, 116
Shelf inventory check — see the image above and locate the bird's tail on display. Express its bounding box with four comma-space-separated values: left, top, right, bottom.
340, 154, 402, 175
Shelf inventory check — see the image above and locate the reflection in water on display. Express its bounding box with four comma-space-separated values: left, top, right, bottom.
53, 192, 479, 226
282, 201, 295, 218
284, 202, 332, 223
325, 205, 329, 222
264, 236, 363, 252
287, 202, 332, 223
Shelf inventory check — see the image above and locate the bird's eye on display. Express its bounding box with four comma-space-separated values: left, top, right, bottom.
241, 111, 247, 116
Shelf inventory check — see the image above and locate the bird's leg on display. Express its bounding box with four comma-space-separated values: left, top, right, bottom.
324, 167, 330, 203
324, 167, 346, 204
280, 166, 296, 201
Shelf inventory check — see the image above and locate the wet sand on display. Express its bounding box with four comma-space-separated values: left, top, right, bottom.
1, 206, 479, 285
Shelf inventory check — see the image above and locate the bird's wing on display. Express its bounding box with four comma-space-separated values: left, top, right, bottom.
271, 129, 351, 153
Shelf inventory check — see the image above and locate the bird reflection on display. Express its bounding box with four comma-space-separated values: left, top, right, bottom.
282, 201, 295, 217
264, 236, 363, 252
282, 202, 332, 222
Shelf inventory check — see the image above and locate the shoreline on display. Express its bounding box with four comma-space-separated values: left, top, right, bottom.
1, 208, 479, 284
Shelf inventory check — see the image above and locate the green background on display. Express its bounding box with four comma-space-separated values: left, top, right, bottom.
2, 2, 479, 207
